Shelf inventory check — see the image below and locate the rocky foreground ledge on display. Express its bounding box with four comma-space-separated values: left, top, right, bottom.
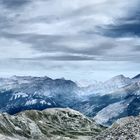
95, 115, 140, 140
0, 108, 140, 140
0, 108, 104, 140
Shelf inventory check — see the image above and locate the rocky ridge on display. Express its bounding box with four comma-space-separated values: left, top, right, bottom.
0, 108, 104, 140
95, 115, 140, 140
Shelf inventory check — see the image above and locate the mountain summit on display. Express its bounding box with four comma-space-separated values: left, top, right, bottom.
104, 74, 132, 88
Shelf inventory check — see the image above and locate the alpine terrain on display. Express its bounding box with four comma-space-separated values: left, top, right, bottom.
0, 74, 140, 126
0, 108, 104, 140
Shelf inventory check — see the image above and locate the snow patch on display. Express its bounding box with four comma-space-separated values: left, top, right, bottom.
40, 100, 46, 104
47, 102, 51, 106
10, 92, 28, 100
25, 99, 37, 106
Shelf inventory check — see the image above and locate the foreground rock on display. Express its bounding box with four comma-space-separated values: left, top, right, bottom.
95, 115, 140, 140
0, 108, 104, 140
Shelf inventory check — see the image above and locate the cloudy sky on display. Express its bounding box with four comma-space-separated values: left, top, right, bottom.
0, 0, 140, 82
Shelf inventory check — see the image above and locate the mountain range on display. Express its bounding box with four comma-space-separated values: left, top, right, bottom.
0, 74, 140, 125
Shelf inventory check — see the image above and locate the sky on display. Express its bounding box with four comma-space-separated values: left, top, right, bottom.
0, 0, 140, 82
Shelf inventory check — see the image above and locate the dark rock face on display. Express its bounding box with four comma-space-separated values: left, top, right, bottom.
132, 74, 140, 80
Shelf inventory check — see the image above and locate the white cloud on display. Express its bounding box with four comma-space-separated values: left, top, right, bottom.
0, 38, 38, 59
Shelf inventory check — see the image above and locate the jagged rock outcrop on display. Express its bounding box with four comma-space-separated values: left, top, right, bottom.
95, 115, 140, 140
0, 108, 104, 140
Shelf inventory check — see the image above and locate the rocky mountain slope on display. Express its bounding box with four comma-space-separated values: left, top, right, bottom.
0, 76, 79, 115
0, 74, 140, 126
0, 108, 104, 140
1, 108, 140, 140
93, 81, 140, 125
95, 115, 140, 140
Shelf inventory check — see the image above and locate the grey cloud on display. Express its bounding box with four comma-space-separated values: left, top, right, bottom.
0, 32, 116, 56
133, 45, 140, 51
99, 10, 140, 37
0, 0, 30, 9
0, 0, 139, 80
1, 32, 140, 62
15, 54, 95, 61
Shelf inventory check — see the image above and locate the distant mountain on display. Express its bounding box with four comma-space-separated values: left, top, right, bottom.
73, 75, 140, 125
94, 82, 140, 125
104, 75, 132, 89
0, 76, 79, 115
0, 108, 104, 140
84, 75, 132, 96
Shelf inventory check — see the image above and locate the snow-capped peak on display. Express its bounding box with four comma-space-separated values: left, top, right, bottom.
103, 74, 132, 88
105, 75, 129, 83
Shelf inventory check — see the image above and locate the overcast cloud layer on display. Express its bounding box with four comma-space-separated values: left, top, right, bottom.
0, 0, 140, 81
